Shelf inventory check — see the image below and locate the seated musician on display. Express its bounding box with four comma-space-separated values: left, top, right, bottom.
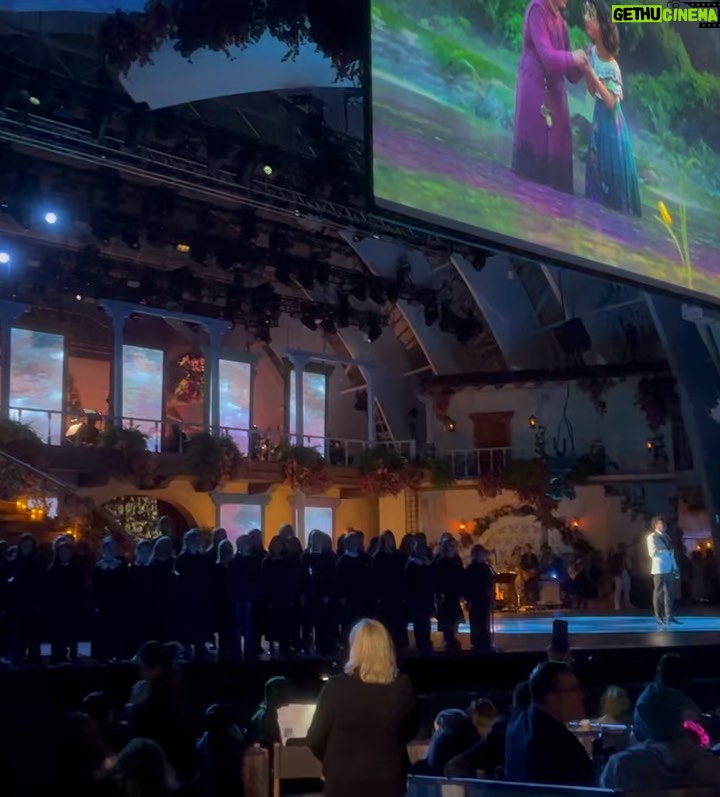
516, 544, 540, 608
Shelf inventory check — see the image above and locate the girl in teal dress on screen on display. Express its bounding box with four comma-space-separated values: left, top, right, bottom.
583, 0, 642, 216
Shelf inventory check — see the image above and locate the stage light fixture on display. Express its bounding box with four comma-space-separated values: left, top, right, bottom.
176, 242, 191, 254
44, 212, 58, 225
528, 415, 537, 428
263, 164, 273, 176
301, 311, 317, 332
0, 252, 10, 264
366, 316, 382, 343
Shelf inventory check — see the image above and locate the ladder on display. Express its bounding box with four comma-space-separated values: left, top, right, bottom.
405, 488, 419, 535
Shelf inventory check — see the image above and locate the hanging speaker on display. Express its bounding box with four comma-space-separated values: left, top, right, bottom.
554, 318, 592, 355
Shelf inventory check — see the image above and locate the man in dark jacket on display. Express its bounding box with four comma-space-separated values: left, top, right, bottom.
505, 661, 594, 787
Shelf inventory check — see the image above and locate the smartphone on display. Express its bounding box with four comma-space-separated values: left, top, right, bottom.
552, 619, 569, 652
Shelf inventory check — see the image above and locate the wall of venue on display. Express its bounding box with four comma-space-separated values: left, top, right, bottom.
427, 377, 664, 468
78, 477, 384, 546
418, 485, 653, 559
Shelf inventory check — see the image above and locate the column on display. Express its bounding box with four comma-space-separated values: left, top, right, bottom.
99, 301, 129, 426
365, 369, 377, 445
202, 322, 227, 434
289, 355, 309, 446
646, 292, 720, 553
0, 300, 30, 420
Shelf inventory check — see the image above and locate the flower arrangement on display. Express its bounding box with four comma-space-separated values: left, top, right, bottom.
0, 418, 47, 500
187, 432, 244, 491
174, 353, 205, 404
279, 445, 331, 495
98, 0, 363, 82
358, 445, 426, 497
468, 503, 591, 553
576, 377, 618, 416
635, 375, 677, 432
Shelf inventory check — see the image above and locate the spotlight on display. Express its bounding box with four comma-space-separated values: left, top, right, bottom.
528, 415, 537, 428
301, 311, 317, 332
44, 212, 58, 225
263, 164, 273, 176
366, 316, 382, 343
176, 242, 191, 254
0, 252, 10, 264
445, 418, 457, 433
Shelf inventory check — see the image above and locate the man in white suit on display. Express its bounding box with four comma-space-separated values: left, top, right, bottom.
647, 517, 680, 626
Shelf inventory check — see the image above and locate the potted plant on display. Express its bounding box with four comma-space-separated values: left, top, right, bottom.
97, 426, 158, 487
187, 432, 244, 491
279, 444, 331, 495
0, 418, 47, 500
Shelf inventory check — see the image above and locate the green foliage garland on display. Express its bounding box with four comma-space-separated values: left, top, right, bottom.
187, 432, 244, 491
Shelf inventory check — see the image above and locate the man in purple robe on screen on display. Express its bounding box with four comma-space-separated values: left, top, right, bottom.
512, 0, 588, 194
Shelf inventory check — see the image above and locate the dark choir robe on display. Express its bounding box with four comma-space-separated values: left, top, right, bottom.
128, 562, 156, 651
405, 557, 435, 654
335, 553, 370, 635
148, 558, 177, 641
228, 554, 263, 658
175, 551, 213, 656
464, 562, 495, 653
302, 551, 337, 654
45, 560, 86, 662
91, 559, 130, 661
432, 556, 464, 651
262, 556, 300, 652
213, 561, 236, 659
8, 551, 43, 664
372, 551, 407, 648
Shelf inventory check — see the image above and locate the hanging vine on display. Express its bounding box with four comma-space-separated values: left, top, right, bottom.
635, 375, 677, 431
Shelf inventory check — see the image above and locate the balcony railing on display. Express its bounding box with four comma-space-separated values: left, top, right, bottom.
434, 437, 681, 481
7, 407, 417, 466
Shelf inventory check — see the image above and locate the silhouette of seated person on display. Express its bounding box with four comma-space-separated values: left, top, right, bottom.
416, 708, 479, 776
111, 738, 179, 797
67, 417, 100, 446
601, 675, 720, 790
516, 544, 540, 607
505, 661, 594, 786
196, 704, 247, 797
446, 682, 530, 779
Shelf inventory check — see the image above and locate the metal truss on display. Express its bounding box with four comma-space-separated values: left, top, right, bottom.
0, 111, 464, 250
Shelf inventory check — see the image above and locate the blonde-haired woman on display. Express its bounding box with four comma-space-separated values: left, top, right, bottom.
307, 618, 417, 797
598, 685, 632, 725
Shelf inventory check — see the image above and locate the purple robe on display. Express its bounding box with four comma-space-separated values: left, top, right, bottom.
512, 0, 584, 194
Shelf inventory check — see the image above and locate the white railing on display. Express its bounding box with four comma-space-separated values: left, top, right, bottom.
436, 448, 512, 480
6, 407, 417, 467
436, 437, 680, 480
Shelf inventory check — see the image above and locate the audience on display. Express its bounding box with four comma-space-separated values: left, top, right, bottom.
112, 738, 178, 797
420, 708, 478, 776
307, 618, 417, 797
505, 661, 594, 786
597, 684, 632, 725
601, 673, 720, 790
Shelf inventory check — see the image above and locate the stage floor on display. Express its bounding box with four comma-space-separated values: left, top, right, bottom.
449, 609, 720, 652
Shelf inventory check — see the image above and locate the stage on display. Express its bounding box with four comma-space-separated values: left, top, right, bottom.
449, 608, 720, 652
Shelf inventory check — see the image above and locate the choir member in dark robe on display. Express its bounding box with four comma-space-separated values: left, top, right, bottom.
0, 539, 10, 660
335, 531, 370, 640
261, 535, 294, 656
8, 533, 43, 665
284, 535, 304, 652
128, 539, 155, 651
372, 530, 408, 649
302, 530, 338, 655
432, 534, 464, 653
175, 528, 213, 660
405, 537, 435, 654
464, 545, 495, 654
148, 536, 177, 642
214, 539, 237, 659
45, 538, 86, 664
207, 527, 227, 560
229, 533, 263, 659
91, 536, 130, 662
246, 527, 267, 647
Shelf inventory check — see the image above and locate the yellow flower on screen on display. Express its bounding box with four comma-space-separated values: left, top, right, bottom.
658, 201, 672, 226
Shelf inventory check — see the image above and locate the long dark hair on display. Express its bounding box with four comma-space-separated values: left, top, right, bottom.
585, 0, 620, 57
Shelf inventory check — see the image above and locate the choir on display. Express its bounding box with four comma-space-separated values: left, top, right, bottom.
0, 525, 496, 666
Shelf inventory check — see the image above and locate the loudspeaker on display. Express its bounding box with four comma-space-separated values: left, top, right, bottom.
554, 318, 592, 355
